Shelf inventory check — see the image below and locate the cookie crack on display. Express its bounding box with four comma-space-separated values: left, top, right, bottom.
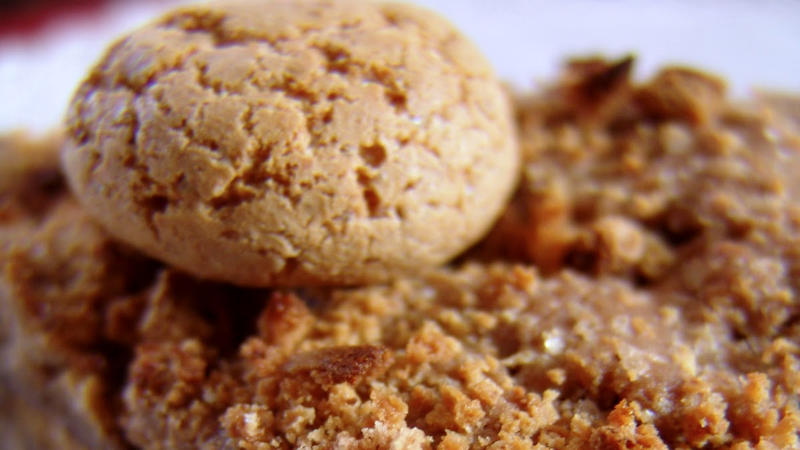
356, 167, 383, 219
208, 181, 257, 210
309, 42, 408, 113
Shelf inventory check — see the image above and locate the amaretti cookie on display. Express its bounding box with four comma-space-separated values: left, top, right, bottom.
61, 0, 519, 287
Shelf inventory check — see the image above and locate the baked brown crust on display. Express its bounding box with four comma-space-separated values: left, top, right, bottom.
61, 0, 519, 287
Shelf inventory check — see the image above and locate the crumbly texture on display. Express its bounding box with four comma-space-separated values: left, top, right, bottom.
3, 58, 800, 449
61, 0, 519, 287
0, 131, 65, 251
478, 58, 800, 286
0, 134, 141, 450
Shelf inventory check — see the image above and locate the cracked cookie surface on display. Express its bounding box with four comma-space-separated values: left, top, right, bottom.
61, 0, 518, 287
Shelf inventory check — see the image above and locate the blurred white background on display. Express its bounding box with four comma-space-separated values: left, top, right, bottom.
1, 0, 799, 134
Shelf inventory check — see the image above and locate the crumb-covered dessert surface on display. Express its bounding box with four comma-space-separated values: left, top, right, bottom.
2, 57, 800, 449
60, 0, 518, 287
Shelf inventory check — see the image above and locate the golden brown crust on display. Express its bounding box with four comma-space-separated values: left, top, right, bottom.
61, 0, 519, 287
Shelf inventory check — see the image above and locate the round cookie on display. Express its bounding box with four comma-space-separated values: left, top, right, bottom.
61, 0, 519, 287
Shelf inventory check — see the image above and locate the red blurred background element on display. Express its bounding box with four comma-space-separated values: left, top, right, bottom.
0, 0, 109, 39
